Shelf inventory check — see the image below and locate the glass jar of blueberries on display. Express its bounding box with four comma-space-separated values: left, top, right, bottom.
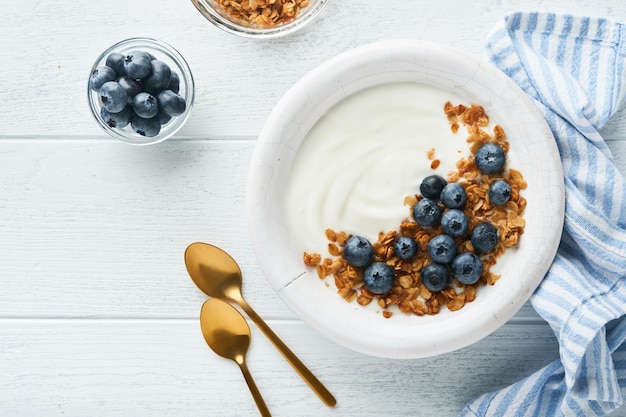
88, 38, 194, 145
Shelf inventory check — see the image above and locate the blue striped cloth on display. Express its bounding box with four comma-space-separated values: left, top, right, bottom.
460, 12, 626, 417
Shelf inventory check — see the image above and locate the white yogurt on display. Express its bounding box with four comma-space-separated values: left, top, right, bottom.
285, 82, 470, 254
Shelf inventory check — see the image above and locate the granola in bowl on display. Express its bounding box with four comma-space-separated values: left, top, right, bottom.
191, 0, 328, 38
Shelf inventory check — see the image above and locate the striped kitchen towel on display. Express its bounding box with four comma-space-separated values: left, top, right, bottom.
461, 12, 626, 417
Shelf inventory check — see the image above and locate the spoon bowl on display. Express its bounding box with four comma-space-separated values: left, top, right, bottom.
201, 298, 250, 361
185, 242, 336, 407
185, 242, 244, 302
200, 299, 270, 417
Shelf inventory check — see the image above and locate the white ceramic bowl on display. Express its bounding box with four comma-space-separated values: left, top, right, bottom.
246, 40, 564, 358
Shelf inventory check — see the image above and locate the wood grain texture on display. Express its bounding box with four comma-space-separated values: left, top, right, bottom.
0, 320, 559, 417
2, 1, 626, 137
1, 0, 625, 415
0, 140, 564, 320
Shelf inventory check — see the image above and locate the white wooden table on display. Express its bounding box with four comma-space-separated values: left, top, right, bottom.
1, 1, 625, 416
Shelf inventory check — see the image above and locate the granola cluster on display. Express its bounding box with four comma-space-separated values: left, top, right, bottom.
303, 102, 527, 318
214, 0, 311, 27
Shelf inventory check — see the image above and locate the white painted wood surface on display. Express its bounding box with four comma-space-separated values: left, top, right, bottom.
1, 1, 625, 416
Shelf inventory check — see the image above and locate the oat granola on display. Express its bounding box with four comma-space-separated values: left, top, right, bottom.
214, 0, 311, 27
303, 102, 528, 318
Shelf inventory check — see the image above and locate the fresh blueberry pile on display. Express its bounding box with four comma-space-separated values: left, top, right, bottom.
326, 140, 515, 303
413, 175, 482, 290
413, 148, 508, 291
343, 233, 419, 295
393, 236, 418, 261
89, 50, 187, 138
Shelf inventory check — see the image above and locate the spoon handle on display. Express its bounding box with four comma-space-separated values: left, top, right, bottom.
238, 360, 272, 417
238, 300, 337, 408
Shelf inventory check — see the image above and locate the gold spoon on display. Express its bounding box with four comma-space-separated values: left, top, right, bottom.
185, 242, 337, 408
200, 298, 271, 417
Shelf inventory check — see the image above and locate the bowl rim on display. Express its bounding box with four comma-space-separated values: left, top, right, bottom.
87, 37, 195, 146
190, 0, 329, 39
246, 39, 565, 358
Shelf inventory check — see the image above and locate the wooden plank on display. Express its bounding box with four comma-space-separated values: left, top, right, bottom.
0, 141, 280, 317
0, 140, 567, 321
2, 1, 626, 137
0, 319, 559, 417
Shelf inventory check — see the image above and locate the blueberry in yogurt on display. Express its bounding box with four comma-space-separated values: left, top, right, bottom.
343, 235, 373, 268
420, 175, 447, 200
471, 222, 498, 254
393, 236, 418, 261
475, 143, 505, 174
413, 198, 442, 227
440, 183, 467, 209
420, 263, 450, 292
451, 252, 483, 285
427, 234, 457, 264
489, 180, 512, 205
363, 262, 395, 295
441, 209, 469, 238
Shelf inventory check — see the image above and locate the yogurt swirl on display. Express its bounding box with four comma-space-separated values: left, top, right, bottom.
285, 82, 469, 254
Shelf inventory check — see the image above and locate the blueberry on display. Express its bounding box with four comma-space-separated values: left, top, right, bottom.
131, 115, 161, 137
117, 76, 143, 104
363, 262, 395, 295
99, 81, 128, 113
157, 90, 187, 116
89, 66, 116, 91
428, 234, 457, 264
475, 143, 505, 174
440, 183, 467, 209
420, 175, 447, 199
420, 263, 450, 292
393, 236, 418, 261
100, 105, 132, 128
451, 252, 483, 285
412, 198, 442, 227
343, 235, 373, 268
124, 51, 152, 79
157, 111, 172, 125
441, 209, 469, 238
489, 180, 512, 205
167, 71, 180, 94
105, 52, 126, 77
471, 222, 498, 254
143, 60, 172, 94
132, 92, 159, 119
